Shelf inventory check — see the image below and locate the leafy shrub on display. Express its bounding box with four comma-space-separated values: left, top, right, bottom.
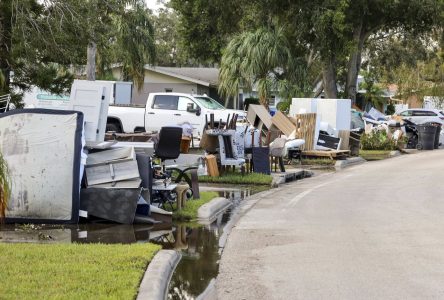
276, 100, 290, 113
385, 103, 395, 115
360, 130, 399, 150
243, 97, 260, 110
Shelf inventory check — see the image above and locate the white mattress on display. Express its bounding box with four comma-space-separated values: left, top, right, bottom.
0, 109, 83, 223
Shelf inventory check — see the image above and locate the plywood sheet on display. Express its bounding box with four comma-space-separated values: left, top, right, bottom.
205, 155, 219, 177
247, 104, 273, 129
338, 130, 350, 150
271, 111, 296, 136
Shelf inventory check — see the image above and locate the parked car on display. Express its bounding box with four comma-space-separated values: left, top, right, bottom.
107, 92, 246, 137
396, 108, 444, 125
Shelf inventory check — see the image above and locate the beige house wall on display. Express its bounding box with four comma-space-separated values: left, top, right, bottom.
112, 68, 123, 80
132, 83, 209, 105
111, 67, 211, 105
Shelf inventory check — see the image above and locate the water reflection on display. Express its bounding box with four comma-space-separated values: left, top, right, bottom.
0, 223, 173, 244
0, 185, 269, 300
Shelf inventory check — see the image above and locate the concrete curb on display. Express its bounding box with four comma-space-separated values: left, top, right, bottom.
196, 278, 216, 300
271, 169, 313, 187
335, 157, 366, 170
198, 197, 232, 223
389, 150, 401, 157
137, 250, 181, 300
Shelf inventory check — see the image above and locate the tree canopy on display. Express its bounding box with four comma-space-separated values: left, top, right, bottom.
172, 0, 444, 104
0, 0, 155, 104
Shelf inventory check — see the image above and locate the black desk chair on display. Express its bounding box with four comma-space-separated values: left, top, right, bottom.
151, 126, 183, 209
154, 126, 183, 171
153, 126, 199, 199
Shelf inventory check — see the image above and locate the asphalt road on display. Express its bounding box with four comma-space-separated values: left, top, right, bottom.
215, 151, 444, 300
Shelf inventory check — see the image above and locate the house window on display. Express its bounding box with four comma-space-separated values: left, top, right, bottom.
165, 88, 173, 93
268, 95, 276, 106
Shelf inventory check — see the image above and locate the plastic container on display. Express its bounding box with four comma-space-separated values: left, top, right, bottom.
416, 125, 437, 150
435, 126, 442, 149
425, 122, 442, 149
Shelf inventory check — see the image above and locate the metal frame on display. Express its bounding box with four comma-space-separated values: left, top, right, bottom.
0, 94, 11, 112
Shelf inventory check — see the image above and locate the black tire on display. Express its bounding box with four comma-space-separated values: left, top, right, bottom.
106, 122, 122, 133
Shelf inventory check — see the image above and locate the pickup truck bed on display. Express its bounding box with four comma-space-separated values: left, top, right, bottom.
107, 105, 146, 133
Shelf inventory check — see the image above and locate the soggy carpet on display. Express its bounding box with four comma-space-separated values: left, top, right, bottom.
0, 243, 161, 300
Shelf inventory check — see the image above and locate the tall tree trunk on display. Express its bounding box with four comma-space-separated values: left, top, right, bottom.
346, 20, 366, 104
322, 58, 337, 98
0, 1, 12, 94
86, 41, 96, 81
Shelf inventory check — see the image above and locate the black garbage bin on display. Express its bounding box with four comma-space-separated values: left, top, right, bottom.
436, 125, 442, 149
425, 122, 442, 149
417, 124, 437, 150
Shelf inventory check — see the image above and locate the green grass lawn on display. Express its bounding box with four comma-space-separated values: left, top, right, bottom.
199, 172, 273, 185
359, 150, 392, 160
0, 243, 161, 300
300, 158, 336, 166
168, 191, 219, 221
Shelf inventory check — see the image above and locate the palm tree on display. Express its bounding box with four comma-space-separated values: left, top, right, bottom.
359, 70, 386, 111
219, 26, 295, 107
85, 0, 156, 89
117, 4, 156, 89
0, 151, 10, 220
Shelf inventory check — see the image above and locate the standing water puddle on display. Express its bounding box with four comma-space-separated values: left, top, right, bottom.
0, 185, 269, 299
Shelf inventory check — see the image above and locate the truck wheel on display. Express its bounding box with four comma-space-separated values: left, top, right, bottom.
106, 123, 122, 133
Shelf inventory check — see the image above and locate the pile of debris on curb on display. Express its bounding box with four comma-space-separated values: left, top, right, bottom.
0, 82, 201, 225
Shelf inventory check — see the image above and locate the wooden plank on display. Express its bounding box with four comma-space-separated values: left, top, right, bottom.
302, 150, 350, 159
290, 113, 317, 151
199, 130, 218, 152
338, 130, 350, 150
205, 154, 219, 177
271, 111, 296, 136
190, 169, 200, 199
247, 104, 274, 129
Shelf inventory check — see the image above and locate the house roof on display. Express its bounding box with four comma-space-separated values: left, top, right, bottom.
144, 66, 219, 87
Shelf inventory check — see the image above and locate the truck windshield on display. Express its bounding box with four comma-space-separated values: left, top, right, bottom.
194, 96, 225, 110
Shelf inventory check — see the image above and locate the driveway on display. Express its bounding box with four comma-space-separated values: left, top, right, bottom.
216, 150, 444, 299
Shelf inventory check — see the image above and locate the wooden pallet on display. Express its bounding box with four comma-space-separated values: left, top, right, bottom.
302, 150, 350, 160
289, 113, 317, 151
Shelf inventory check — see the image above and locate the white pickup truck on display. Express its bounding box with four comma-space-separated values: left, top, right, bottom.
107, 92, 246, 137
